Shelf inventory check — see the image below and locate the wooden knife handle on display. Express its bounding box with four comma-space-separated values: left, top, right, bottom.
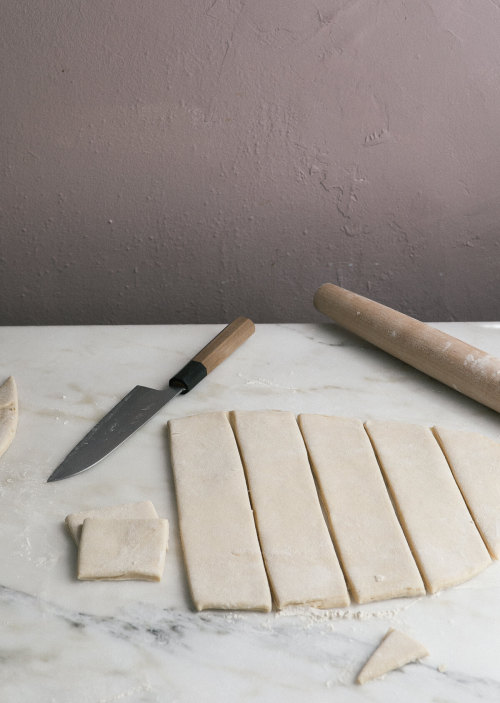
314, 283, 500, 414
193, 316, 255, 374
170, 317, 255, 392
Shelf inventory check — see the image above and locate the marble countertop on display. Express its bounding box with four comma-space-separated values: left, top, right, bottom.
1, 322, 500, 702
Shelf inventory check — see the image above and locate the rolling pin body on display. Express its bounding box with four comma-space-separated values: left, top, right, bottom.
314, 283, 500, 414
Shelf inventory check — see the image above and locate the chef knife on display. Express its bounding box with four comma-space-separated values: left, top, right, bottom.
47, 317, 255, 482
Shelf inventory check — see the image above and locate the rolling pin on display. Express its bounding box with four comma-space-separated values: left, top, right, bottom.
314, 283, 500, 414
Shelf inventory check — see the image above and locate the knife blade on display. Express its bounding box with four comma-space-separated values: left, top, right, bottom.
47, 317, 255, 482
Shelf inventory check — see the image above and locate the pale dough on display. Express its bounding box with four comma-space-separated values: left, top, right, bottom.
0, 376, 17, 459
66, 500, 159, 544
357, 628, 429, 684
433, 426, 500, 559
168, 411, 272, 612
231, 410, 350, 609
298, 414, 425, 603
77, 518, 169, 581
365, 420, 491, 593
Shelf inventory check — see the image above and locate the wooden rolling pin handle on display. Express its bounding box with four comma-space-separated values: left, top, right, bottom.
314, 283, 500, 414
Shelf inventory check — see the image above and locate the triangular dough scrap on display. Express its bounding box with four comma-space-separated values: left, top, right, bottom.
357, 628, 429, 684
433, 426, 500, 559
0, 376, 18, 459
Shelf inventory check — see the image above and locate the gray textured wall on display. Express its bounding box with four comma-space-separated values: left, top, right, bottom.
1, 1, 499, 325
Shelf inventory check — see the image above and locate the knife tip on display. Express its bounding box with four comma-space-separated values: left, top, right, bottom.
47, 467, 64, 482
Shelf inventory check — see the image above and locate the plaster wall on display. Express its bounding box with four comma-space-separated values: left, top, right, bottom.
1, 0, 500, 324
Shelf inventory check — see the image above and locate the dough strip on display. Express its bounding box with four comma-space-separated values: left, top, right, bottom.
299, 414, 425, 603
365, 420, 491, 593
169, 411, 272, 611
231, 410, 349, 609
433, 426, 500, 559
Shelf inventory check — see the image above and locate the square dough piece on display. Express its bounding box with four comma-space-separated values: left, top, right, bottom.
77, 518, 169, 581
66, 501, 159, 544
168, 411, 272, 612
298, 414, 425, 603
433, 426, 500, 559
231, 410, 349, 609
365, 420, 491, 593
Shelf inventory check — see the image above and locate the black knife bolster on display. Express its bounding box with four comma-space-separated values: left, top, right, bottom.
169, 360, 207, 393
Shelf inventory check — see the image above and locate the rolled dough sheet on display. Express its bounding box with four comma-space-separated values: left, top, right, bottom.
231, 410, 349, 609
77, 518, 169, 581
0, 376, 18, 459
433, 426, 500, 559
365, 420, 491, 593
357, 628, 429, 684
168, 411, 272, 612
298, 414, 425, 603
66, 500, 159, 544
